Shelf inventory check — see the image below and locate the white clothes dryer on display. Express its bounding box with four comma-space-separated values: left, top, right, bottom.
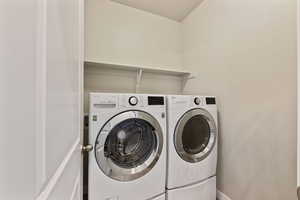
166, 95, 218, 200
89, 93, 167, 200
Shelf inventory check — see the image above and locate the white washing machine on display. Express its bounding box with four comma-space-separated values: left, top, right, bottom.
166, 95, 218, 200
89, 93, 167, 200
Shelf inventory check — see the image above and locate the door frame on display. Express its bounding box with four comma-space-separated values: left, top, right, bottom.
297, 0, 300, 192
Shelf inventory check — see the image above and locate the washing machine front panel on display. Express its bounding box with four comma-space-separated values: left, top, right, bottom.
174, 108, 217, 163
95, 110, 163, 182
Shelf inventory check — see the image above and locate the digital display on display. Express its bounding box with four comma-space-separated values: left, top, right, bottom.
206, 97, 216, 105
148, 96, 164, 105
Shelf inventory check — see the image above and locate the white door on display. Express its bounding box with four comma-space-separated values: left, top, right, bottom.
298, 0, 300, 198
0, 0, 84, 199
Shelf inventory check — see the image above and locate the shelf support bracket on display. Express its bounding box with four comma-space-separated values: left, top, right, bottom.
136, 68, 143, 93
181, 74, 195, 94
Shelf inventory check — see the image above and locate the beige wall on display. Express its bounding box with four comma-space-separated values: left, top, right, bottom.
182, 0, 297, 199
84, 65, 182, 112
85, 0, 183, 70
85, 0, 297, 199
84, 0, 184, 112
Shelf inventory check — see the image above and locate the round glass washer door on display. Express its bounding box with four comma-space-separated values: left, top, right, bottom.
174, 108, 217, 163
95, 111, 163, 182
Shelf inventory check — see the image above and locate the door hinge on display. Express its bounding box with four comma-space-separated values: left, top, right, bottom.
81, 144, 93, 153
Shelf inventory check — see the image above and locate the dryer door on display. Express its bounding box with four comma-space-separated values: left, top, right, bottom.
174, 108, 217, 163
94, 111, 163, 182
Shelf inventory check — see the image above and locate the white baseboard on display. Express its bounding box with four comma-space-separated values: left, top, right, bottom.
217, 190, 232, 200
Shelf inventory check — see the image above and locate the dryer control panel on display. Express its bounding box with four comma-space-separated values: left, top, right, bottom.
170, 95, 216, 107
205, 97, 216, 105
191, 96, 216, 106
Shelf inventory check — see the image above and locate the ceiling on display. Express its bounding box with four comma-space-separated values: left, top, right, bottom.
110, 0, 205, 22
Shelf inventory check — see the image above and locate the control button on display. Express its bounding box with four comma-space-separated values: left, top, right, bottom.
129, 96, 138, 106
194, 97, 201, 105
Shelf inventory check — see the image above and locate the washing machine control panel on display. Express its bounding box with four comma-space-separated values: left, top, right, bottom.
121, 95, 165, 108
194, 97, 201, 105
128, 96, 138, 106
91, 95, 118, 108
148, 96, 164, 105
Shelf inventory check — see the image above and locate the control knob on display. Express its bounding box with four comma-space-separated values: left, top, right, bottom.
194, 97, 201, 105
129, 96, 138, 106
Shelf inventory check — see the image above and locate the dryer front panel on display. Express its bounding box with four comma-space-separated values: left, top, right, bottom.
94, 110, 163, 182
167, 176, 216, 200
174, 108, 217, 163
